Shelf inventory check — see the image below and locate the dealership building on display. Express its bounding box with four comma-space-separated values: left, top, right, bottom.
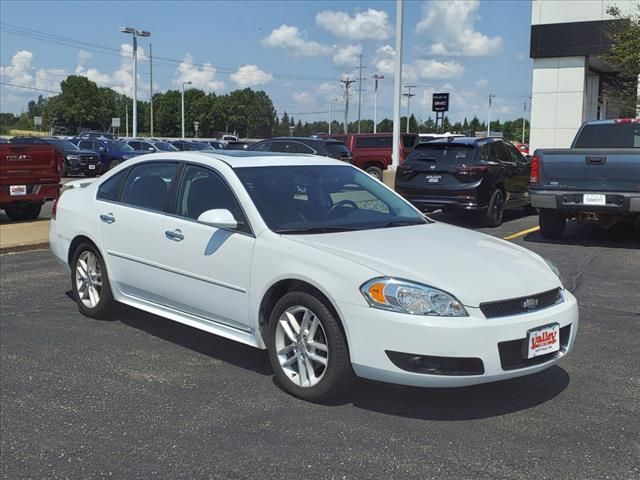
529, 0, 639, 151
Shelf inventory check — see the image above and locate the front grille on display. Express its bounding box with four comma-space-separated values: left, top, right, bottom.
498, 325, 571, 370
386, 351, 485, 376
79, 154, 98, 163
480, 288, 563, 319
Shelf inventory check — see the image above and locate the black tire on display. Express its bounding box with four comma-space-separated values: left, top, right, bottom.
365, 166, 383, 180
4, 203, 42, 221
108, 159, 121, 170
266, 291, 352, 402
539, 209, 566, 239
480, 189, 505, 227
70, 242, 115, 319
61, 161, 69, 178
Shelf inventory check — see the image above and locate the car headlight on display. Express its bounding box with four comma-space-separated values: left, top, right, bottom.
66, 154, 80, 162
360, 277, 468, 316
544, 258, 564, 286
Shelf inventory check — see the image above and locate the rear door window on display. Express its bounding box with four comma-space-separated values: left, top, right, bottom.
120, 162, 178, 212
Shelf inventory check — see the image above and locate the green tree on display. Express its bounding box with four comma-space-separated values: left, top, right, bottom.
377, 118, 393, 132
603, 3, 640, 116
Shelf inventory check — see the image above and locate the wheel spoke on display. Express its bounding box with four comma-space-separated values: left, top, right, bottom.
307, 318, 319, 340
297, 356, 309, 386
282, 353, 298, 367
88, 286, 99, 306
86, 254, 97, 275
308, 340, 327, 352
307, 352, 327, 366
77, 259, 88, 278
300, 310, 312, 332
285, 311, 301, 335
279, 319, 297, 342
277, 344, 294, 356
303, 356, 316, 383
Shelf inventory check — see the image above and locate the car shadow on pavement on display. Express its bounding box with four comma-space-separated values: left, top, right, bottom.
335, 367, 570, 421
428, 209, 534, 229
522, 222, 640, 249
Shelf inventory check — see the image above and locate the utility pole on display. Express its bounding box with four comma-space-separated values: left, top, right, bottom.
149, 43, 154, 137
391, 0, 404, 168
182, 81, 192, 138
372, 74, 384, 134
487, 93, 495, 137
340, 78, 356, 134
329, 98, 332, 135
403, 84, 416, 133
522, 99, 527, 144
125, 100, 129, 137
356, 54, 366, 133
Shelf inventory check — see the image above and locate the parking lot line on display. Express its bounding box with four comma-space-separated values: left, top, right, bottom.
502, 225, 540, 241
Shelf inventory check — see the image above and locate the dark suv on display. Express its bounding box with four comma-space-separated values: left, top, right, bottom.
395, 137, 530, 226
10, 136, 101, 177
250, 137, 352, 162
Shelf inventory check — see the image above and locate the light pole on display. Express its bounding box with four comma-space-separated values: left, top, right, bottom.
487, 93, 495, 137
120, 27, 150, 138
391, 0, 404, 168
372, 74, 384, 134
181, 81, 192, 138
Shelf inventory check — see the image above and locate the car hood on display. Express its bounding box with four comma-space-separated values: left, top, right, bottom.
65, 149, 99, 156
285, 222, 561, 307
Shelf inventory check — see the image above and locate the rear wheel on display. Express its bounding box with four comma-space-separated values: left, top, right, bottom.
539, 209, 566, 239
480, 189, 505, 227
108, 159, 121, 170
61, 161, 69, 178
71, 243, 115, 319
266, 291, 352, 402
365, 166, 383, 180
4, 203, 42, 221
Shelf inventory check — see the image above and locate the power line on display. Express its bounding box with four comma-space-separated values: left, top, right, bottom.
0, 81, 60, 94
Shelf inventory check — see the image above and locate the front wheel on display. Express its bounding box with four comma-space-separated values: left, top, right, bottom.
267, 291, 352, 402
365, 166, 383, 180
108, 159, 121, 170
480, 189, 505, 227
71, 243, 115, 319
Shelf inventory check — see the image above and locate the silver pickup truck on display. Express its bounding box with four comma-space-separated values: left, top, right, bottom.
530, 119, 640, 238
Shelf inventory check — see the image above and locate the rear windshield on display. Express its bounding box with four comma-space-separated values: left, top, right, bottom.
355, 136, 392, 148
573, 123, 640, 148
408, 144, 475, 161
325, 142, 351, 156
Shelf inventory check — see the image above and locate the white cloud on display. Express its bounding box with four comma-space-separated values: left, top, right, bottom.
374, 45, 395, 75
476, 78, 488, 87
0, 50, 35, 86
332, 44, 362, 67
416, 0, 502, 57
516, 52, 526, 61
173, 53, 224, 91
316, 8, 390, 41
318, 82, 341, 100
410, 59, 465, 80
262, 24, 332, 57
293, 91, 314, 104
231, 64, 273, 87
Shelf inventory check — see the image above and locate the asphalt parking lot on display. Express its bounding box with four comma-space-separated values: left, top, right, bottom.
1, 212, 639, 479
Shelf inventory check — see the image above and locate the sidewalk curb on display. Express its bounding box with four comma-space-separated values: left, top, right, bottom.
0, 242, 50, 255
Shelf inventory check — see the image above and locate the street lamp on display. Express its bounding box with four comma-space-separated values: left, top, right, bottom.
181, 81, 192, 138
372, 74, 384, 134
120, 27, 150, 138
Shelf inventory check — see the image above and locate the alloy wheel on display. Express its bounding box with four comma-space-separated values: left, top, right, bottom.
75, 250, 103, 309
275, 306, 329, 388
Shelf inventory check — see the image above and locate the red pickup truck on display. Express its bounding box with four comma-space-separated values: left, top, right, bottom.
0, 144, 61, 221
329, 133, 418, 179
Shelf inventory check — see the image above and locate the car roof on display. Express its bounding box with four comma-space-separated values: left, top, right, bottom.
416, 136, 501, 146
128, 150, 346, 168
262, 137, 343, 144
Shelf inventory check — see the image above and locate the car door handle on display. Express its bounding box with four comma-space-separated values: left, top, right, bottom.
100, 213, 115, 224
165, 229, 184, 242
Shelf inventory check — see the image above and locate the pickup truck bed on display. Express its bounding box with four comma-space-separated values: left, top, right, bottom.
530, 119, 640, 238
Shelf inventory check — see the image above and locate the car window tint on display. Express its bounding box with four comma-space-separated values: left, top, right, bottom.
506, 144, 524, 163
290, 142, 314, 154
325, 142, 351, 157
97, 169, 129, 202
355, 136, 393, 148
401, 135, 417, 148
175, 165, 250, 233
120, 162, 178, 212
479, 144, 490, 161
251, 142, 270, 151
128, 141, 140, 150
78, 140, 92, 150
574, 123, 640, 148
409, 144, 474, 162
268, 141, 291, 153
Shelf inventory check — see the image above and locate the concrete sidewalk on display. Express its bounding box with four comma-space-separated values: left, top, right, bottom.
0, 219, 50, 254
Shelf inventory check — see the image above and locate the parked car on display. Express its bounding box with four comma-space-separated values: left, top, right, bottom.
219, 134, 238, 143
1, 144, 61, 220
75, 138, 140, 171
224, 141, 252, 151
77, 131, 115, 140
395, 137, 531, 226
530, 118, 640, 238
11, 136, 101, 177
329, 133, 418, 179
50, 151, 578, 401
203, 140, 225, 149
170, 140, 215, 151
250, 137, 352, 162
516, 143, 529, 156
126, 139, 179, 153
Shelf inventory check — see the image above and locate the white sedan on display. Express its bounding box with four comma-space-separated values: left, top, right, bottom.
50, 151, 579, 401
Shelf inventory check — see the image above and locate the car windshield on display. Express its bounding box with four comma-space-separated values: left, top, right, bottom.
106, 141, 134, 151
154, 142, 179, 151
409, 144, 474, 161
48, 139, 79, 150
235, 165, 427, 234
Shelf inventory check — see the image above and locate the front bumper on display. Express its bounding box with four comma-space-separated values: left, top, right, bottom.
67, 162, 102, 175
340, 290, 579, 387
531, 190, 640, 214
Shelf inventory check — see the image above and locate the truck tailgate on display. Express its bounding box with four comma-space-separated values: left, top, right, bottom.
540, 149, 639, 192
0, 144, 61, 186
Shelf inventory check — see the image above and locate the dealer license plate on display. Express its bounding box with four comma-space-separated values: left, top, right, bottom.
9, 185, 27, 196
88, 164, 96, 170
527, 323, 560, 359
426, 175, 442, 183
583, 194, 606, 205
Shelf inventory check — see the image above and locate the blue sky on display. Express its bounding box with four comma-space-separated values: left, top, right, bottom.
1, 0, 533, 124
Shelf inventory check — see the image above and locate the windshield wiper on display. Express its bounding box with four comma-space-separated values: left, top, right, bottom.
381, 220, 427, 228
275, 226, 364, 234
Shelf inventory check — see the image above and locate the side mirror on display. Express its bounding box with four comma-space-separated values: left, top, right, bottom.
197, 209, 237, 230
